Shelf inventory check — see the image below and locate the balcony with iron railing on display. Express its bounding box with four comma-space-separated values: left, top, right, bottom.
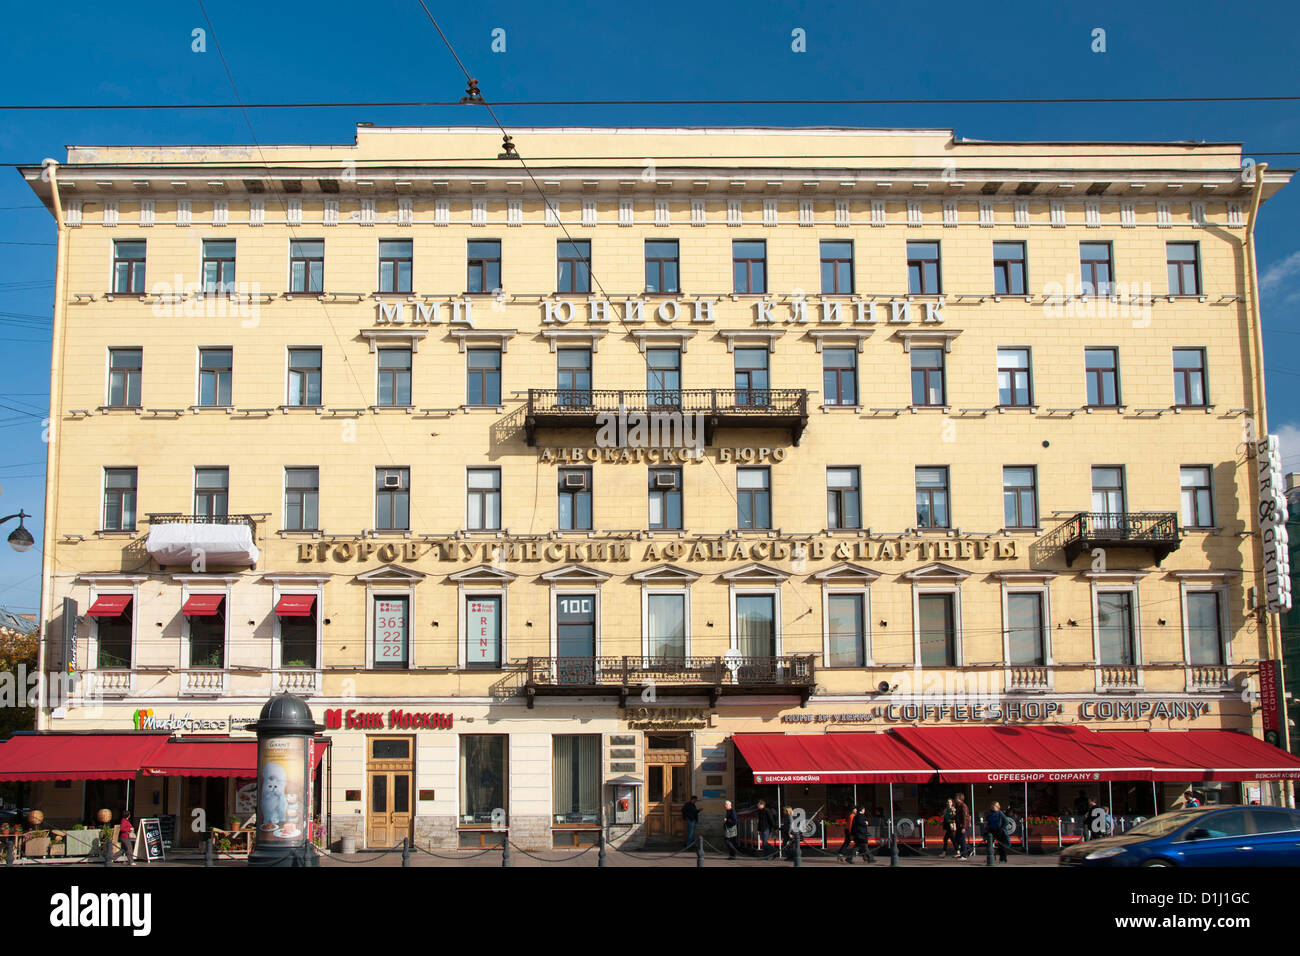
520, 654, 816, 707
1045, 512, 1181, 567
523, 388, 809, 446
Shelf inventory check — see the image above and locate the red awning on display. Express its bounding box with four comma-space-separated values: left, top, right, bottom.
1109, 730, 1300, 782
734, 733, 937, 784
0, 734, 170, 781
890, 725, 1154, 783
182, 594, 225, 616
86, 594, 132, 617
141, 739, 257, 777
274, 594, 316, 617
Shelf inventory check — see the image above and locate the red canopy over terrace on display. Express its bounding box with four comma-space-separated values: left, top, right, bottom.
733, 732, 937, 784
889, 725, 1154, 783
0, 733, 170, 781
140, 737, 329, 777
1108, 730, 1300, 782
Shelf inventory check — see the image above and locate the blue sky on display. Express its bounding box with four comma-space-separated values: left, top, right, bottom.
0, 0, 1297, 613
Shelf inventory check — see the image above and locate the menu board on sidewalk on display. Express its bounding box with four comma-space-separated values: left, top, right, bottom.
139, 818, 165, 862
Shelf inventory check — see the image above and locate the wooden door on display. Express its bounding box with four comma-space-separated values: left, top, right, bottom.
366, 736, 414, 848
644, 736, 690, 843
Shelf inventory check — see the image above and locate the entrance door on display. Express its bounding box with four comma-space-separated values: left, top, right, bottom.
644, 734, 690, 843
366, 736, 414, 848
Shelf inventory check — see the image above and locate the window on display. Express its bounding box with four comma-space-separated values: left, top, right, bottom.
1006, 592, 1045, 665
196, 348, 232, 407
1085, 348, 1119, 407
1181, 466, 1213, 528
194, 467, 229, 519
377, 347, 412, 406
737, 467, 771, 530
378, 240, 412, 293
373, 595, 409, 667
557, 240, 591, 293
1186, 591, 1223, 666
648, 468, 682, 531
917, 592, 956, 667
645, 240, 680, 294
287, 348, 322, 407
732, 240, 767, 294
558, 468, 592, 531
734, 348, 770, 406
201, 239, 236, 293
911, 348, 946, 406
107, 348, 142, 408
822, 348, 857, 406
375, 467, 410, 531
556, 593, 597, 658
907, 241, 941, 294
1079, 241, 1113, 296
736, 594, 776, 657
553, 736, 600, 825
646, 348, 681, 407
1167, 242, 1201, 295
557, 348, 592, 406
1002, 466, 1038, 529
992, 241, 1027, 295
997, 348, 1032, 407
187, 597, 225, 668
1173, 348, 1208, 407
278, 596, 317, 669
112, 240, 146, 294
461, 736, 507, 825
915, 467, 950, 529
820, 240, 854, 293
289, 240, 324, 293
1096, 591, 1135, 666
467, 468, 501, 531
826, 467, 861, 530
1091, 466, 1126, 520
467, 240, 501, 293
465, 595, 502, 667
467, 348, 502, 406
103, 468, 137, 531
284, 467, 319, 531
95, 598, 132, 669
826, 593, 865, 667
646, 593, 686, 660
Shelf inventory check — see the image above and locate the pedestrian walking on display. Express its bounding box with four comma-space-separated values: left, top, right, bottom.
940, 798, 958, 858
722, 800, 740, 860
756, 799, 778, 858
682, 795, 700, 849
985, 802, 1010, 863
835, 806, 858, 859
116, 811, 135, 865
1085, 799, 1108, 841
779, 806, 794, 859
954, 793, 972, 859
840, 804, 874, 864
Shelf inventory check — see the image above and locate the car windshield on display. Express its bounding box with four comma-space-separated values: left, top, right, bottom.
1123, 810, 1204, 837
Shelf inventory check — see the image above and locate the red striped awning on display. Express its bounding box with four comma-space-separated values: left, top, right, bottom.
733, 733, 937, 784
890, 725, 1154, 783
141, 739, 256, 777
0, 734, 169, 781
182, 594, 225, 616
1109, 730, 1300, 782
274, 594, 316, 617
86, 594, 132, 617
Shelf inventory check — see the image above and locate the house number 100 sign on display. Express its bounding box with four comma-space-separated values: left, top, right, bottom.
375, 598, 408, 663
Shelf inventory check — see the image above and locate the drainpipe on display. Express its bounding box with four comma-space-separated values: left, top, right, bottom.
35, 159, 70, 732
1244, 163, 1293, 804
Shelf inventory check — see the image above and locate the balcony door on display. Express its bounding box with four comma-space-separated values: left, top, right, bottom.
735, 594, 776, 658
734, 348, 770, 407
1091, 467, 1126, 532
646, 348, 681, 408
556, 593, 597, 684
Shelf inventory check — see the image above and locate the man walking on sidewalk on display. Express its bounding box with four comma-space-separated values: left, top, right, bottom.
682, 795, 700, 850
954, 793, 973, 859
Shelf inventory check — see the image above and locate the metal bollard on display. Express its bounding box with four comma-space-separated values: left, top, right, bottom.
597, 828, 606, 868
204, 834, 214, 867
401, 837, 410, 868
103, 837, 114, 867
696, 835, 704, 867
792, 832, 802, 867
986, 831, 995, 866
890, 834, 900, 867
502, 838, 511, 867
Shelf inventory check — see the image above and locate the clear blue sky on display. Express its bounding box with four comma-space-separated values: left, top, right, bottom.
0, 0, 1297, 614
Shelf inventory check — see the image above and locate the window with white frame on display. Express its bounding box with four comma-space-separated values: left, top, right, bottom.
372, 593, 410, 668
916, 592, 957, 667
644, 591, 687, 661
734, 592, 777, 657
1095, 590, 1137, 666
1005, 591, 1046, 665
1184, 589, 1225, 666
275, 593, 319, 669
825, 592, 866, 668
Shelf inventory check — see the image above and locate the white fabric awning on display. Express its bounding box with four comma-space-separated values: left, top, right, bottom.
146, 522, 259, 567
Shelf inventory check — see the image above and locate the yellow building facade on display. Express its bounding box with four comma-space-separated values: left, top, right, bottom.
18, 127, 1297, 851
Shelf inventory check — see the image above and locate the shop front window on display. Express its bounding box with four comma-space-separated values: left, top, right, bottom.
461, 736, 507, 826
553, 735, 600, 825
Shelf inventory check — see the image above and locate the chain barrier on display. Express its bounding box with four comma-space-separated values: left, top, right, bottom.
411, 842, 501, 861
505, 841, 598, 863
315, 848, 398, 865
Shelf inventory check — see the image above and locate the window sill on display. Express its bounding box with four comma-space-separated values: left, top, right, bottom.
369, 405, 415, 413
95, 529, 138, 537
996, 404, 1038, 413
278, 405, 325, 414
461, 405, 506, 413
1170, 404, 1215, 414
190, 405, 235, 414
820, 404, 863, 412
96, 406, 143, 415
908, 405, 951, 414
276, 529, 324, 537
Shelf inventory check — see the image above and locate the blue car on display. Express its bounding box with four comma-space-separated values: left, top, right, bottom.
1058, 805, 1300, 867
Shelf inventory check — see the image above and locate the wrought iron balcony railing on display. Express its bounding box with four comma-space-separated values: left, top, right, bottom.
147, 513, 260, 528
1046, 511, 1181, 567
521, 654, 816, 707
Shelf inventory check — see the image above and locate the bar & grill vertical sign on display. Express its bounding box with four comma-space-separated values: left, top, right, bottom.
1258, 436, 1292, 613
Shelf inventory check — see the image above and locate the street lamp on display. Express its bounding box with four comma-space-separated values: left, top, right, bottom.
0, 511, 33, 553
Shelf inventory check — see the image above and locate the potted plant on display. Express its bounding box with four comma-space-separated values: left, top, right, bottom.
65, 824, 97, 857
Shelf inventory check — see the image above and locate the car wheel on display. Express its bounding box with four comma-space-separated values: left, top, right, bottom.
1140, 859, 1173, 867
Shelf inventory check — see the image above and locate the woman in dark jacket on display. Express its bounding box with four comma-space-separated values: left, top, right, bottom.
940, 798, 958, 858
840, 805, 874, 864
722, 800, 740, 860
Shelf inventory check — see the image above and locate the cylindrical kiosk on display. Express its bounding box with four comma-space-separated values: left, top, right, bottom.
247, 693, 324, 867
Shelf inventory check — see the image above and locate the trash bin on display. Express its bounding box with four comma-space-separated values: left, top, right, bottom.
341, 835, 356, 855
